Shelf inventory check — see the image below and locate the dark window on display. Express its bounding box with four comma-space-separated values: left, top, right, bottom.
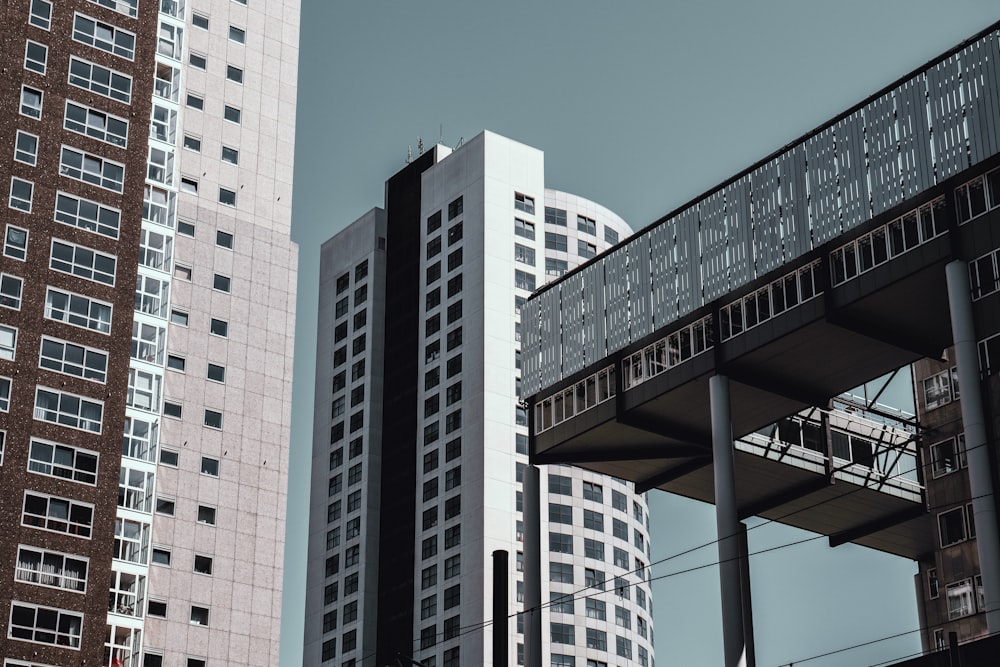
336, 273, 350, 294
448, 221, 463, 245
446, 355, 462, 378
447, 274, 462, 297
426, 261, 441, 284
447, 248, 462, 271
448, 196, 463, 220
427, 211, 442, 233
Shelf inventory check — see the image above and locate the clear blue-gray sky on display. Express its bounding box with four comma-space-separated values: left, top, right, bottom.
282, 3, 1000, 665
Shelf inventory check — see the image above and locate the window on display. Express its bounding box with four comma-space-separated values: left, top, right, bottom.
514, 243, 535, 266
68, 56, 132, 103
159, 449, 178, 467
14, 131, 38, 166
189, 53, 207, 69
613, 518, 628, 540
8, 601, 83, 648
584, 509, 604, 532
420, 625, 436, 649
229, 25, 246, 43
148, 600, 167, 617
20, 86, 43, 118
577, 215, 596, 235
583, 481, 603, 502
515, 270, 536, 292
545, 207, 567, 226
192, 13, 209, 28
422, 536, 438, 559
578, 239, 597, 258
345, 545, 360, 567
545, 258, 568, 276
548, 621, 575, 646
931, 436, 966, 477
444, 554, 460, 579
515, 193, 535, 214
445, 466, 460, 490
443, 584, 460, 609
24, 39, 47, 73
201, 457, 220, 477
22, 491, 94, 538
549, 503, 572, 525
446, 355, 462, 378
204, 410, 223, 429
177, 220, 195, 236
213, 274, 232, 293
1, 275, 23, 311
73, 13, 136, 59
39, 336, 108, 383
923, 368, 958, 409
15, 545, 89, 592
221, 146, 239, 164
444, 495, 460, 519
59, 146, 125, 192
549, 474, 572, 495
63, 102, 131, 149
616, 636, 633, 659
939, 506, 968, 547
211, 318, 229, 337
605, 226, 620, 244
615, 605, 631, 629
550, 562, 573, 583
615, 576, 630, 598
515, 218, 535, 239
448, 248, 462, 271
190, 606, 209, 626
10, 178, 33, 212
50, 239, 116, 285
447, 274, 462, 296
947, 579, 975, 620
614, 547, 629, 569
586, 628, 608, 652
207, 363, 226, 383
580, 539, 602, 562
224, 105, 242, 123
156, 498, 175, 516
226, 65, 244, 83
578, 597, 606, 624
34, 387, 103, 433
545, 232, 567, 252
448, 221, 463, 245
928, 568, 940, 599
183, 135, 201, 152
445, 439, 461, 461
219, 187, 237, 207
152, 548, 171, 566
448, 196, 463, 220
197, 505, 217, 525
30, 0, 52, 29
187, 94, 204, 110
28, 439, 99, 485
217, 230, 234, 248
612, 490, 627, 511
4, 227, 27, 261
163, 402, 182, 419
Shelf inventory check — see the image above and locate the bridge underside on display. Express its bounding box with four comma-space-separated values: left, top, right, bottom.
532, 216, 978, 560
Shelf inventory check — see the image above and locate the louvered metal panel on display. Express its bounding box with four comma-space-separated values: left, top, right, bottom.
627, 235, 654, 340
699, 192, 729, 301
582, 260, 606, 366
779, 146, 810, 261
560, 271, 586, 376
675, 208, 701, 317
604, 249, 631, 353
896, 77, 934, 199
836, 113, 869, 232
538, 285, 563, 390
928, 55, 969, 180
521, 295, 542, 397
805, 127, 842, 244
649, 221, 678, 328
964, 36, 1000, 164
751, 161, 782, 274
865, 94, 903, 217
726, 177, 754, 287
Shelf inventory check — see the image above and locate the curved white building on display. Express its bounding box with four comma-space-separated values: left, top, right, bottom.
305, 131, 653, 667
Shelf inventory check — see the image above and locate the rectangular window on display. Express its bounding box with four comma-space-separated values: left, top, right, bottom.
50, 239, 116, 285
73, 13, 136, 59
550, 532, 573, 554
192, 13, 209, 28
545, 207, 567, 226
545, 258, 568, 277
448, 248, 462, 271
210, 318, 228, 337
189, 53, 207, 69
10, 178, 33, 212
448, 196, 463, 220
226, 65, 244, 83
197, 505, 217, 525
68, 56, 132, 103
0, 325, 16, 360
221, 146, 239, 164
219, 188, 237, 207
64, 101, 129, 148
39, 336, 108, 383
577, 215, 596, 235
89, 0, 138, 18
59, 146, 125, 192
55, 190, 122, 237
584, 509, 604, 532
549, 503, 572, 525
514, 193, 535, 214
947, 579, 975, 620
8, 601, 84, 648
931, 436, 967, 478
15, 545, 89, 592
4, 227, 28, 261
1, 275, 23, 311
514, 243, 535, 266
22, 491, 94, 538
605, 227, 619, 244
549, 474, 572, 495
545, 232, 567, 252
204, 410, 223, 430
515, 269, 536, 292
224, 105, 241, 123
24, 40, 47, 74
34, 387, 103, 433
515, 218, 535, 239
229, 25, 246, 43
14, 131, 39, 166
44, 287, 112, 333
584, 538, 604, 561
187, 94, 204, 110
30, 0, 52, 29
20, 86, 43, 118
583, 481, 603, 502
578, 239, 597, 258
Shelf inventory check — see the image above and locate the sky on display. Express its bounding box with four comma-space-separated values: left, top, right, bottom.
281, 3, 1000, 665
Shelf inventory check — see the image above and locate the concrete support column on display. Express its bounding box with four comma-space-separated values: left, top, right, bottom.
946, 260, 1000, 633
524, 464, 543, 667
710, 374, 747, 667
492, 550, 508, 667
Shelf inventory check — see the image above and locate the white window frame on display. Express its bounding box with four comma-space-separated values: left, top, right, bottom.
33, 386, 104, 433
50, 238, 117, 286
24, 40, 48, 74
29, 0, 53, 29
930, 435, 967, 478
4, 226, 28, 261
39, 336, 108, 384
20, 85, 43, 119
113, 517, 150, 564
64, 100, 129, 148
72, 12, 136, 60
15, 545, 89, 592
21, 490, 94, 539
88, 0, 138, 18
0, 377, 9, 412
10, 177, 34, 212
54, 191, 121, 239
59, 145, 125, 193
126, 367, 162, 413
1, 275, 23, 310
0, 325, 15, 360
44, 286, 112, 334
946, 579, 975, 620
7, 600, 84, 648
14, 130, 39, 166
68, 56, 132, 103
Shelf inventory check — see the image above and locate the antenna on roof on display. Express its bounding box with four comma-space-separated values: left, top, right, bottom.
455, 137, 464, 149
406, 145, 412, 164
439, 124, 443, 145
418, 137, 424, 155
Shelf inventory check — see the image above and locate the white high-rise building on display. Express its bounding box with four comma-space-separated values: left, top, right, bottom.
304, 132, 654, 667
